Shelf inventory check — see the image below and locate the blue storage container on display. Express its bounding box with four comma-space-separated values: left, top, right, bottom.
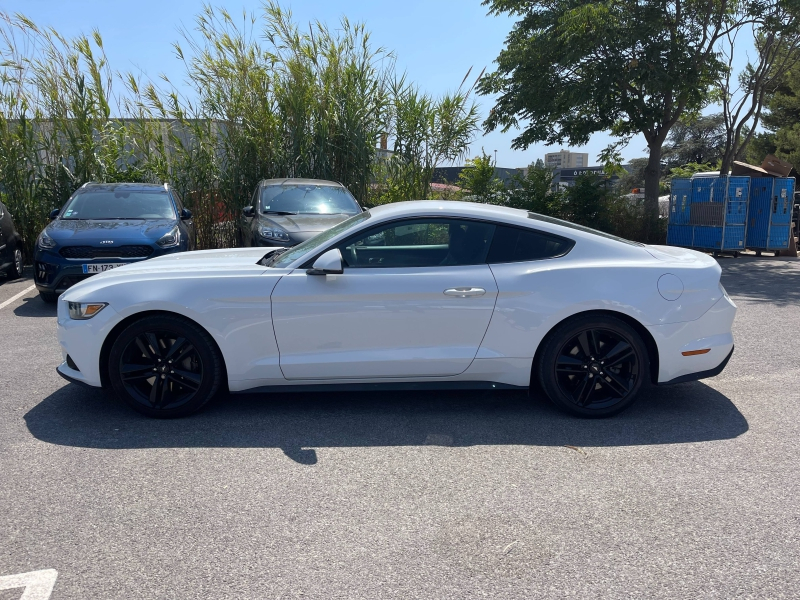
668, 179, 692, 225
666, 224, 693, 246
723, 177, 749, 225
746, 177, 773, 248
666, 175, 750, 253
746, 177, 794, 250
691, 177, 714, 204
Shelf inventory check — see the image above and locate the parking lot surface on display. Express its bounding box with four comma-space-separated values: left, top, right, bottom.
0, 258, 799, 599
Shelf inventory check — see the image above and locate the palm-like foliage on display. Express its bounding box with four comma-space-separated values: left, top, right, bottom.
0, 4, 479, 256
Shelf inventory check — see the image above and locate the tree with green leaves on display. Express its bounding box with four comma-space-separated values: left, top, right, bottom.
746, 42, 800, 165
479, 0, 767, 240
662, 114, 727, 169
457, 150, 504, 202
715, 1, 800, 174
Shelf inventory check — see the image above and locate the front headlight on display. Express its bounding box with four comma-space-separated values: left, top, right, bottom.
157, 226, 181, 248
38, 231, 57, 249
68, 302, 107, 320
259, 226, 290, 242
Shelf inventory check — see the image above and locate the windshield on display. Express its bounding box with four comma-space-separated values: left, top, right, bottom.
61, 190, 176, 220
270, 211, 371, 268
260, 184, 360, 215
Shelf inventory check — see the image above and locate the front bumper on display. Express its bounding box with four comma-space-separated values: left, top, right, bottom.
56, 297, 120, 388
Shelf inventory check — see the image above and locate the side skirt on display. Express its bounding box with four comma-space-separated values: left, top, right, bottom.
230, 381, 528, 395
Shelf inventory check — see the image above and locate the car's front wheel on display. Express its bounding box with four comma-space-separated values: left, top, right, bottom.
108, 314, 223, 418
537, 314, 649, 418
7, 246, 23, 279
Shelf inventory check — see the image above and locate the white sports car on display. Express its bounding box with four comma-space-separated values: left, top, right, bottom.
56, 201, 736, 418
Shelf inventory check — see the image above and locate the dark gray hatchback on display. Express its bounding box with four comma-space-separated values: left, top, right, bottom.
240, 179, 362, 248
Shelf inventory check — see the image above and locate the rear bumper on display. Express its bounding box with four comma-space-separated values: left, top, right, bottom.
658, 346, 734, 385
647, 294, 737, 384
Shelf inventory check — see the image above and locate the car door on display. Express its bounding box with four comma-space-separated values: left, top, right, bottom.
270, 218, 499, 379
0, 201, 10, 266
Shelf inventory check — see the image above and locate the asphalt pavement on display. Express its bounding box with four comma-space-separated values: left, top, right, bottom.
0, 258, 798, 599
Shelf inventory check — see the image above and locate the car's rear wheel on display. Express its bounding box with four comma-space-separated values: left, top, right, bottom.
108, 315, 223, 418
7, 247, 23, 279
537, 315, 648, 418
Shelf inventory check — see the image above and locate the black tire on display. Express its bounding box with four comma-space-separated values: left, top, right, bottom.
39, 291, 58, 303
108, 314, 223, 418
536, 314, 649, 418
7, 246, 23, 279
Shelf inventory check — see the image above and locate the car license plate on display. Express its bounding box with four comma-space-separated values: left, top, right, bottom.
82, 263, 129, 274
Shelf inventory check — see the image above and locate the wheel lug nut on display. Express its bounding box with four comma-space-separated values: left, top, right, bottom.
161, 374, 166, 379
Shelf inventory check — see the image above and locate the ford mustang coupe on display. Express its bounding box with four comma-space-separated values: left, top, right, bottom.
55, 201, 736, 418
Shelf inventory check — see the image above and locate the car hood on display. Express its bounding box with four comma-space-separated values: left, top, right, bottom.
62, 247, 277, 300
257, 213, 353, 236
46, 219, 178, 244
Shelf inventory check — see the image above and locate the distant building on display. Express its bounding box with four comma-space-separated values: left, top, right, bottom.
545, 149, 589, 169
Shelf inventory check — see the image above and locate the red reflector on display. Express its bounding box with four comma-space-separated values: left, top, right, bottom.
682, 349, 711, 356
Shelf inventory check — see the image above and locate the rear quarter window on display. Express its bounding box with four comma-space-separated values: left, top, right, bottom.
487, 225, 574, 264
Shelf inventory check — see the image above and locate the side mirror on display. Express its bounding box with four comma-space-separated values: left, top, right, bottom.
49, 209, 60, 220
307, 248, 343, 276
180, 207, 193, 220
242, 206, 255, 218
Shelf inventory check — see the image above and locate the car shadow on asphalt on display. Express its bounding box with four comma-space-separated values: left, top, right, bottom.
720, 257, 800, 306
25, 381, 748, 464
13, 295, 57, 317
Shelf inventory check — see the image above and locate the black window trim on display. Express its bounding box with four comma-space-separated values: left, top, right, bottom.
300, 216, 575, 270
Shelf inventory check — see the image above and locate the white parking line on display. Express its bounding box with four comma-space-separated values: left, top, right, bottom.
0, 569, 58, 599
0, 284, 36, 311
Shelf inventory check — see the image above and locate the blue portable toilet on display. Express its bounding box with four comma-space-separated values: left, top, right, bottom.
746, 177, 795, 252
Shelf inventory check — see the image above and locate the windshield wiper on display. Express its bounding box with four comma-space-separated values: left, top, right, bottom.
262, 247, 290, 267
262, 210, 298, 215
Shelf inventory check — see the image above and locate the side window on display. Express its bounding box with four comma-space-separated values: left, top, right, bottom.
487, 225, 574, 263
338, 219, 495, 268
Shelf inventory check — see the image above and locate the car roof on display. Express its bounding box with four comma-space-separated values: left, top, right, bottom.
366, 201, 643, 248
80, 183, 168, 192
260, 178, 344, 188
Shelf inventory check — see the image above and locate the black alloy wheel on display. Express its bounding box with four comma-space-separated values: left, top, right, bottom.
537, 315, 648, 418
8, 247, 23, 279
109, 315, 223, 418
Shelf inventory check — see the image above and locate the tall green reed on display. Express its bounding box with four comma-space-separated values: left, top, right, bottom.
0, 3, 481, 255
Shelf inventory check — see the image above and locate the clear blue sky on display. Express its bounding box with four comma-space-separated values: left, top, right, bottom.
8, 0, 649, 167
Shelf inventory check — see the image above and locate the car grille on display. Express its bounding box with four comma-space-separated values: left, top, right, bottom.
59, 245, 154, 259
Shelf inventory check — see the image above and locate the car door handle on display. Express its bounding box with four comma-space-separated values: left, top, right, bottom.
443, 287, 486, 297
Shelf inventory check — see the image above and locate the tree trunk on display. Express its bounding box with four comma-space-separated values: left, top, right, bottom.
644, 145, 662, 242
